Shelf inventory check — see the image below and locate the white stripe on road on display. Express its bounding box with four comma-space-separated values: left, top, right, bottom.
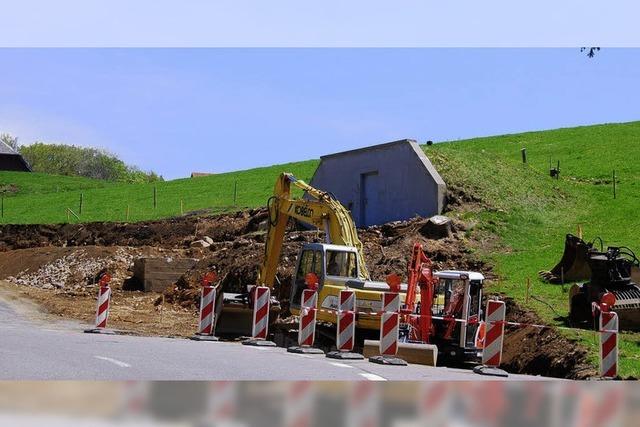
294, 354, 314, 359
94, 356, 131, 368
359, 373, 387, 381
329, 362, 353, 368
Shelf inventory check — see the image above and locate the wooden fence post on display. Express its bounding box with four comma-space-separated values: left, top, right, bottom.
233, 180, 238, 207
153, 186, 157, 209
613, 170, 617, 199
79, 193, 84, 215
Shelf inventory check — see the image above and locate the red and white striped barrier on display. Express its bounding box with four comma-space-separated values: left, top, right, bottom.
481, 300, 506, 367
252, 286, 270, 339
368, 291, 406, 365
599, 310, 618, 378
337, 289, 356, 351
298, 289, 318, 347
382, 291, 400, 314
191, 272, 220, 342
85, 274, 115, 334
379, 293, 400, 356
243, 285, 276, 346
327, 289, 363, 359
198, 285, 216, 335
95, 284, 111, 328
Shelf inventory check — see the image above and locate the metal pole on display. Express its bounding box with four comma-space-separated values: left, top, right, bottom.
613, 170, 616, 199
153, 186, 157, 209
79, 193, 83, 215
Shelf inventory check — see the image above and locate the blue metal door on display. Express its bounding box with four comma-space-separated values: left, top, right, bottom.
360, 171, 380, 226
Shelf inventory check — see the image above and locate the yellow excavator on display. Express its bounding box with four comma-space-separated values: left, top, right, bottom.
216, 172, 391, 337
215, 173, 479, 365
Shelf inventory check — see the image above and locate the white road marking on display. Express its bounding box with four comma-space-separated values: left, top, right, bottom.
359, 373, 387, 381
94, 356, 131, 368
329, 362, 353, 368
294, 354, 314, 359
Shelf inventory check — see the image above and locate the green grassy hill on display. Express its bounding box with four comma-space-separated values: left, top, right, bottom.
1, 120, 639, 376
0, 160, 319, 223
428, 121, 640, 377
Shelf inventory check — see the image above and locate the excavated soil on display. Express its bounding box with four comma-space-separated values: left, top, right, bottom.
0, 207, 596, 378
500, 297, 597, 379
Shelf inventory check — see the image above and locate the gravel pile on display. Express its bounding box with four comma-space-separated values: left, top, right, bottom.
7, 248, 134, 290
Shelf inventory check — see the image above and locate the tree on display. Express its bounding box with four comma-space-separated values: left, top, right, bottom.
0, 133, 19, 152
19, 142, 162, 183
581, 47, 600, 58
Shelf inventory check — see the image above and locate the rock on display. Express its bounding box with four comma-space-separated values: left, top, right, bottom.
190, 240, 211, 248
202, 236, 214, 245
419, 215, 453, 240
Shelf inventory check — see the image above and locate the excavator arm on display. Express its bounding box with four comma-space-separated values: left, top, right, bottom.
258, 173, 369, 287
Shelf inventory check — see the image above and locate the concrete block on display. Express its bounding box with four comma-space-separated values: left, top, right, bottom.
133, 257, 198, 293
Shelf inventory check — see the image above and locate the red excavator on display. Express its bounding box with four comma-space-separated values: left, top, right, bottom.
400, 243, 485, 362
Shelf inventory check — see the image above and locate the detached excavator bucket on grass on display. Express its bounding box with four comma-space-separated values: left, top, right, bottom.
539, 234, 594, 284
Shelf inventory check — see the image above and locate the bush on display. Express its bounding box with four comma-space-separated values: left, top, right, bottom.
19, 143, 162, 183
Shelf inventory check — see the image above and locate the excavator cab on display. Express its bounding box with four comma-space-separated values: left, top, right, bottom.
431, 271, 484, 360
290, 243, 360, 309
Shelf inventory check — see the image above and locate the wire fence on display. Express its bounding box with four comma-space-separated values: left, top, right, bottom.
0, 180, 252, 225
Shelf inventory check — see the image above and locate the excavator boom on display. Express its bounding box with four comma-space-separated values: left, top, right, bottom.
258, 173, 369, 287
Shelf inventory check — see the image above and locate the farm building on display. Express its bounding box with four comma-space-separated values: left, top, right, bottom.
0, 141, 31, 172
309, 139, 446, 227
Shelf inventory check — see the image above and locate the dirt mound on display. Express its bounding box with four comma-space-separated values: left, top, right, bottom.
0, 209, 265, 251
500, 297, 596, 379
164, 215, 487, 313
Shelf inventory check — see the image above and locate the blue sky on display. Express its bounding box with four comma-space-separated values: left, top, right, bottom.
1, 48, 639, 179
1, 1, 638, 47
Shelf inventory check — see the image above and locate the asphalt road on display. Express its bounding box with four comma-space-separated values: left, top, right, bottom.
0, 294, 547, 381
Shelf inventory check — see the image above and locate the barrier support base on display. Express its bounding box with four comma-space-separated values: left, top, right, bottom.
287, 346, 325, 355
326, 351, 364, 360
190, 334, 220, 342
368, 355, 408, 366
242, 338, 277, 347
473, 365, 508, 377
84, 328, 116, 335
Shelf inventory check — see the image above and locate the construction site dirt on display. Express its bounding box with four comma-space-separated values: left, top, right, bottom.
0, 208, 596, 379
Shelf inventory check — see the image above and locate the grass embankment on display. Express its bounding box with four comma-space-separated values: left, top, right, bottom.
0, 160, 318, 224
428, 121, 640, 377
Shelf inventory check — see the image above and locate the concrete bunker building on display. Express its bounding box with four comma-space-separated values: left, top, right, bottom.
309, 139, 446, 227
0, 140, 31, 172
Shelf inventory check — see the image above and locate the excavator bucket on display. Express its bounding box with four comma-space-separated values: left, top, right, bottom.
363, 340, 438, 366
539, 234, 594, 284
213, 292, 281, 337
